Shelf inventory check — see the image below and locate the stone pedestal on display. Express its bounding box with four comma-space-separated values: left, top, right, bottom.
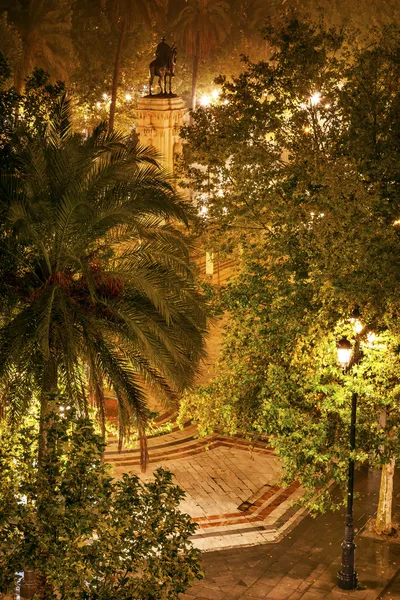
135, 96, 188, 172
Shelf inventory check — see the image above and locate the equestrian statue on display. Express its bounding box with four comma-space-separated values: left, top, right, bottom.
149, 37, 177, 96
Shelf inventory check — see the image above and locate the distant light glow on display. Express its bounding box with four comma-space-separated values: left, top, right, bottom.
304, 126, 311, 134
95, 102, 101, 109
125, 93, 132, 101
211, 88, 220, 100
200, 205, 208, 215
310, 92, 321, 106
199, 95, 211, 107
102, 93, 108, 100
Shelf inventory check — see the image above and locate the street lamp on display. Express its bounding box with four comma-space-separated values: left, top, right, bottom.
336, 336, 358, 591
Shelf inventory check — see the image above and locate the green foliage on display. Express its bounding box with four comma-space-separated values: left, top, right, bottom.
180, 17, 400, 510
0, 12, 22, 78
0, 405, 202, 599
0, 0, 74, 91
0, 96, 207, 454
0, 62, 65, 171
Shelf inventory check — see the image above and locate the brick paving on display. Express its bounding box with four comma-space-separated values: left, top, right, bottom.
105, 419, 306, 550
182, 468, 400, 600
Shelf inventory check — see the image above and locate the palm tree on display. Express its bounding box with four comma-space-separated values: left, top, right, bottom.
174, 0, 232, 110
0, 0, 73, 91
107, 0, 167, 132
0, 96, 207, 465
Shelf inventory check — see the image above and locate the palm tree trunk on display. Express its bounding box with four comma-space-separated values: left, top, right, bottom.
22, 358, 58, 600
375, 458, 395, 535
191, 32, 200, 111
109, 19, 127, 132
38, 357, 58, 464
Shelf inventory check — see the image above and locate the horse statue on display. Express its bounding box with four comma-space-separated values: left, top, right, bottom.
149, 43, 177, 96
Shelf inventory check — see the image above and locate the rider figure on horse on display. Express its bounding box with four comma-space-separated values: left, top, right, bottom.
149, 36, 177, 96
156, 37, 171, 68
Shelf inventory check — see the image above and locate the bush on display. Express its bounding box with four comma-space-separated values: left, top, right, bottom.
0, 405, 202, 599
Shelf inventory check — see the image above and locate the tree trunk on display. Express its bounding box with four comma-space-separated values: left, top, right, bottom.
375, 458, 395, 535
109, 19, 127, 133
38, 357, 58, 465
191, 32, 200, 111
22, 358, 58, 600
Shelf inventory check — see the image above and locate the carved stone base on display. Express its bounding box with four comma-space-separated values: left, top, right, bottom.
144, 93, 178, 99
135, 96, 188, 172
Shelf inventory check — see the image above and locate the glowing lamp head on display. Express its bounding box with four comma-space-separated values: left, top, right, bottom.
337, 337, 352, 369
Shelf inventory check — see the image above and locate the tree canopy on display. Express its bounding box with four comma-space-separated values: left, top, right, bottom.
0, 93, 207, 462
0, 404, 202, 598
179, 17, 400, 513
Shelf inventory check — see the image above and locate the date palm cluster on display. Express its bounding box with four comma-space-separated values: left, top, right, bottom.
0, 96, 207, 464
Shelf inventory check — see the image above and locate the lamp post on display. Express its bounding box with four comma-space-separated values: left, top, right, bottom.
336, 336, 358, 591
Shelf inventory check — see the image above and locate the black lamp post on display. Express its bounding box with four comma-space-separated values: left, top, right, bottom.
336, 336, 358, 591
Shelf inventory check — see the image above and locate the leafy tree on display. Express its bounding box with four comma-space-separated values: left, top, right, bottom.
0, 404, 202, 599
0, 63, 65, 171
107, 0, 167, 131
180, 17, 400, 530
0, 96, 207, 463
70, 0, 152, 135
0, 11, 22, 78
0, 0, 74, 91
173, 0, 232, 109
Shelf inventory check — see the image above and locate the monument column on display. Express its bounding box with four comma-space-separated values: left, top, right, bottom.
135, 96, 188, 172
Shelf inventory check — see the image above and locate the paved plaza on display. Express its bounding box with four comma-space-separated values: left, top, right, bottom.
104, 315, 307, 551
105, 416, 306, 551
183, 468, 400, 600
103, 316, 400, 598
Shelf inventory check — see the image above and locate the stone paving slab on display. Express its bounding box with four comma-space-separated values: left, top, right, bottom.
182, 469, 400, 600
105, 422, 307, 551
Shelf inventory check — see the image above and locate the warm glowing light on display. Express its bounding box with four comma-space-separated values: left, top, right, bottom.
393, 219, 400, 226
325, 103, 331, 109
304, 126, 311, 134
200, 205, 208, 215
211, 88, 220, 100
125, 93, 132, 101
223, 99, 229, 105
199, 95, 211, 107
337, 337, 352, 368
310, 92, 321, 106
96, 101, 101, 109
102, 93, 108, 100
351, 318, 363, 334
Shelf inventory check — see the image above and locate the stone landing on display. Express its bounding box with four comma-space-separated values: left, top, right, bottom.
104, 414, 306, 552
